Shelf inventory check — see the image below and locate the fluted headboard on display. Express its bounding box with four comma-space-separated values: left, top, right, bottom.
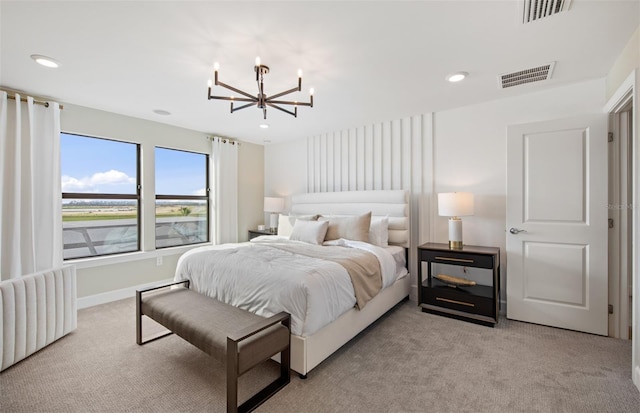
290, 190, 410, 248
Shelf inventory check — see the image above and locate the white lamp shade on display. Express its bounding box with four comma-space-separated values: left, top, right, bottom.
264, 197, 284, 213
438, 192, 474, 217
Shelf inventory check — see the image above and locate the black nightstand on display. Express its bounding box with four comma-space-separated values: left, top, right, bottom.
417, 242, 500, 327
248, 228, 275, 240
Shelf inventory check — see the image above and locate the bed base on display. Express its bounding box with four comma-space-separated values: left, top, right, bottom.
284, 274, 410, 376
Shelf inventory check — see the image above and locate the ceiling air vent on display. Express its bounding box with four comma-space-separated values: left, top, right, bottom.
499, 62, 555, 89
522, 0, 572, 23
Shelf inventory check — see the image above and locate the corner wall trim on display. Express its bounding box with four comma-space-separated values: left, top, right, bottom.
77, 278, 172, 309
604, 69, 635, 113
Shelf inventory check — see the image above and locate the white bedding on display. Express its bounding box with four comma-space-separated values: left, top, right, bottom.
387, 245, 409, 281
174, 237, 403, 337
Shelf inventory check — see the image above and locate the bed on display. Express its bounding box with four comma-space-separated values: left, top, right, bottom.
175, 189, 410, 376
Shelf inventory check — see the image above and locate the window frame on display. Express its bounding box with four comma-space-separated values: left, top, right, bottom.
61, 132, 141, 259
154, 146, 210, 249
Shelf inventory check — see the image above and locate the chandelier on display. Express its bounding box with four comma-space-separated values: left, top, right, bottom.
207, 57, 314, 119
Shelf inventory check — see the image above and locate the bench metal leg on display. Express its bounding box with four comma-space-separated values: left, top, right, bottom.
228, 316, 291, 413
136, 289, 145, 345
227, 341, 239, 413
228, 340, 291, 413
136, 280, 189, 346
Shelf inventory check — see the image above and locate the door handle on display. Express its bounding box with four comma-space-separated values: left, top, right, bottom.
509, 228, 526, 234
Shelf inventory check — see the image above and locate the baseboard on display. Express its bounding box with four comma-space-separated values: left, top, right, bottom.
77, 278, 172, 309
410, 284, 418, 302
634, 365, 640, 392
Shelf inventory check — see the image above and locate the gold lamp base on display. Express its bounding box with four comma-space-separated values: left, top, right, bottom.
449, 240, 463, 250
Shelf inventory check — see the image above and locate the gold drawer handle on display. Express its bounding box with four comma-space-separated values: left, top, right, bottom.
436, 297, 475, 307
434, 256, 474, 263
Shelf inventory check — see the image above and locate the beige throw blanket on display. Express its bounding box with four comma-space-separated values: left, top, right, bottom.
263, 242, 382, 309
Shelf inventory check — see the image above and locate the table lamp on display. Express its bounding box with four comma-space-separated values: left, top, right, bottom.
438, 192, 474, 250
264, 197, 284, 233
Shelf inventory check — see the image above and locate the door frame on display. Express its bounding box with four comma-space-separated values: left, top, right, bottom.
608, 96, 632, 340
604, 69, 638, 392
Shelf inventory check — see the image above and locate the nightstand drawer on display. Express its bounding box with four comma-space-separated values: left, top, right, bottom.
421, 250, 494, 269
422, 286, 494, 318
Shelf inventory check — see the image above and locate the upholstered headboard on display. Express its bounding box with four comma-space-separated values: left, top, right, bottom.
290, 190, 410, 248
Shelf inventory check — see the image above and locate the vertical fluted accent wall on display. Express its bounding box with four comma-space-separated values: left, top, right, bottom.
306, 113, 434, 292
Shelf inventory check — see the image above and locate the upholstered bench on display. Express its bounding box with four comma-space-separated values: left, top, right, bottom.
136, 280, 290, 413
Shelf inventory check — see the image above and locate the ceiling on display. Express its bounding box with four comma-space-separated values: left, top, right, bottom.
1, 1, 639, 145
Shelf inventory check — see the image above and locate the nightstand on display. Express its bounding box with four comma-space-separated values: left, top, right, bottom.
417, 242, 500, 327
248, 228, 275, 240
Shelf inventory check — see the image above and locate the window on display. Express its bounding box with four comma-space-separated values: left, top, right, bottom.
61, 133, 140, 259
155, 147, 209, 248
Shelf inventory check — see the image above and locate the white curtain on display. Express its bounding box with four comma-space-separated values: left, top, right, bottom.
211, 137, 238, 244
0, 92, 62, 280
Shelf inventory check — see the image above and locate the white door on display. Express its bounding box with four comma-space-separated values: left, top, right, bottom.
506, 114, 608, 335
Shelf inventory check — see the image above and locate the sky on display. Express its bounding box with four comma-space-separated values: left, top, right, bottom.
61, 133, 207, 196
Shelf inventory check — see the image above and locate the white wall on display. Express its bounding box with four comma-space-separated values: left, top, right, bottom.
61, 104, 263, 300
265, 78, 606, 302
264, 138, 308, 208
238, 141, 265, 240
606, 26, 639, 101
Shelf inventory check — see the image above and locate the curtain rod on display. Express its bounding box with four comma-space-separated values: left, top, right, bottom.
207, 135, 240, 145
3, 91, 64, 110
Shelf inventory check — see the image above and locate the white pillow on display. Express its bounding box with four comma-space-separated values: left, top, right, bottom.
319, 212, 372, 242
277, 214, 296, 236
277, 214, 319, 237
289, 220, 329, 245
369, 216, 389, 247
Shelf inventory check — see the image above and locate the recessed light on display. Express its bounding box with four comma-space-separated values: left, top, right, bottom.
30, 54, 60, 68
259, 124, 269, 129
446, 71, 468, 83
153, 109, 171, 116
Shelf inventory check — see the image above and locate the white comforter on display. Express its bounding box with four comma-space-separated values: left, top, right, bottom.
174, 237, 398, 337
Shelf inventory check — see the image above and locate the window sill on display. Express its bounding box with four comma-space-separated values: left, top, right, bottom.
65, 243, 213, 269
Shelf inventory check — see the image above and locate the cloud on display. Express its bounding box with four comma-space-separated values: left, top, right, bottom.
90, 170, 135, 186
193, 188, 207, 196
62, 169, 135, 192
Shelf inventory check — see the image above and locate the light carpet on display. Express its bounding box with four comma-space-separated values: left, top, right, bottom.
1, 298, 638, 412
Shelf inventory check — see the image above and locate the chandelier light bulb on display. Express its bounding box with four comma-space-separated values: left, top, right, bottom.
309, 88, 314, 96
213, 62, 220, 71
298, 69, 303, 78
208, 79, 212, 87
255, 56, 261, 66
